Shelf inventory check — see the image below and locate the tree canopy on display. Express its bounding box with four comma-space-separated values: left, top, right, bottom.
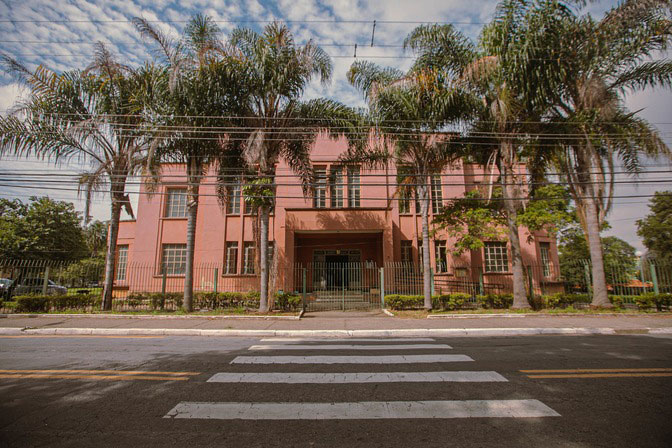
637, 191, 672, 261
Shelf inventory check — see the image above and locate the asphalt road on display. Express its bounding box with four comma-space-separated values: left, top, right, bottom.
1, 334, 671, 447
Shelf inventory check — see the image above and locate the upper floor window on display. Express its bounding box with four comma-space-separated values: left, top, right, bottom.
539, 242, 552, 277
115, 245, 128, 281
314, 167, 327, 208
330, 166, 344, 208
484, 242, 508, 273
347, 166, 360, 207
397, 167, 412, 214
162, 244, 187, 275
226, 184, 241, 215
165, 188, 187, 218
435, 240, 448, 273
431, 175, 443, 214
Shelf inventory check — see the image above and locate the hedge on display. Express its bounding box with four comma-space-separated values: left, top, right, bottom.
14, 294, 101, 313
385, 293, 474, 311
477, 293, 513, 309
124, 292, 184, 310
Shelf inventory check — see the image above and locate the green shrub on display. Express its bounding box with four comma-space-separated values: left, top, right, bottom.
194, 291, 260, 310
385, 294, 425, 310
477, 293, 513, 309
539, 293, 590, 309
275, 292, 302, 311
15, 295, 52, 313
634, 293, 672, 311
434, 293, 471, 311
50, 294, 101, 311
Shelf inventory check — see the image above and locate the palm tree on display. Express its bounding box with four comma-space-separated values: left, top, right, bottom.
346, 62, 477, 310
403, 1, 572, 308
134, 15, 249, 311
221, 23, 361, 312
0, 45, 162, 310
547, 0, 672, 307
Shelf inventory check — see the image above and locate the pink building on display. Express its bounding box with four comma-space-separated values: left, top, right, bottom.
115, 136, 561, 304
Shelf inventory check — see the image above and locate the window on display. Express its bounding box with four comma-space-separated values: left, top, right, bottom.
225, 242, 238, 274
165, 188, 187, 218
347, 166, 360, 207
435, 240, 448, 273
162, 244, 187, 275
330, 166, 343, 207
227, 184, 240, 215
115, 245, 128, 281
244, 196, 254, 215
418, 239, 424, 265
314, 167, 327, 208
243, 242, 256, 274
401, 240, 413, 263
484, 242, 508, 273
540, 242, 552, 277
455, 267, 468, 278
397, 167, 412, 214
431, 175, 443, 214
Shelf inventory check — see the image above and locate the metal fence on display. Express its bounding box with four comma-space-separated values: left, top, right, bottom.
1, 258, 670, 312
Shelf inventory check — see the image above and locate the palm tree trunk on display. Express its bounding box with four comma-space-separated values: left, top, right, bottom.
101, 196, 122, 311
499, 142, 530, 309
183, 159, 200, 312
417, 182, 432, 310
259, 205, 270, 313
585, 197, 611, 308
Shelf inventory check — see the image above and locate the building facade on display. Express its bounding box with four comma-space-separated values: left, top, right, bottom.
115, 136, 561, 299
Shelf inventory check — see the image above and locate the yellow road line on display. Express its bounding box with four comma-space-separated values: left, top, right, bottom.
0, 373, 189, 381
0, 369, 200, 376
527, 373, 672, 379
0, 335, 163, 339
521, 368, 672, 373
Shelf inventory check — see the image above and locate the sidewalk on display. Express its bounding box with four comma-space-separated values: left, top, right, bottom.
1, 310, 671, 337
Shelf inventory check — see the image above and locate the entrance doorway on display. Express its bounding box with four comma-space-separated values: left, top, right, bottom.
325, 254, 349, 289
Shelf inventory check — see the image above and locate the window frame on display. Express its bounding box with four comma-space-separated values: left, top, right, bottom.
400, 240, 413, 264
431, 175, 443, 214
347, 166, 361, 208
330, 166, 344, 208
164, 188, 188, 218
161, 243, 187, 276
226, 184, 241, 215
434, 240, 448, 273
539, 242, 552, 277
224, 242, 238, 275
243, 242, 256, 275
484, 242, 509, 273
115, 245, 129, 281
313, 166, 327, 208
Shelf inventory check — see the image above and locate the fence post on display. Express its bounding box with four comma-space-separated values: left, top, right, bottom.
639, 258, 647, 294
526, 266, 534, 298
583, 263, 592, 299
478, 269, 484, 296
342, 266, 346, 311
213, 268, 219, 294
302, 268, 307, 312
42, 266, 50, 295
379, 267, 385, 309
650, 263, 659, 295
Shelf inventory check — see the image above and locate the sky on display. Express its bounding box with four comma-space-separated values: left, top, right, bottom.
0, 0, 670, 252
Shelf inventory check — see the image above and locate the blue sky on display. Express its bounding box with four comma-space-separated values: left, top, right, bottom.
0, 0, 670, 252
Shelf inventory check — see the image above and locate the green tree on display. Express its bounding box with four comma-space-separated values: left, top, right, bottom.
221, 23, 361, 312
0, 197, 88, 261
404, 1, 572, 308
134, 14, 249, 311
83, 220, 108, 257
345, 60, 476, 310
547, 0, 672, 307
637, 191, 672, 262
0, 47, 163, 310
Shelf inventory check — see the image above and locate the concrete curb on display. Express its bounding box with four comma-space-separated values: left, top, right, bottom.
425, 313, 672, 319
382, 309, 395, 317
2, 326, 670, 338
0, 313, 301, 321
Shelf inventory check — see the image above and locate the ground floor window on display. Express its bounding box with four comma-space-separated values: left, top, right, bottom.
401, 240, 412, 263
484, 242, 508, 273
115, 245, 128, 281
225, 242, 238, 274
434, 240, 448, 273
539, 242, 551, 277
243, 242, 256, 274
162, 244, 187, 275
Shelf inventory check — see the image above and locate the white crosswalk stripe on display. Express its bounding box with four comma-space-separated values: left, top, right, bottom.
248, 344, 452, 351
165, 399, 560, 420
164, 337, 561, 421
230, 354, 474, 364
207, 371, 508, 383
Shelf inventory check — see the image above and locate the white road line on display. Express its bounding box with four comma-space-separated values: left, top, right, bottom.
165, 400, 560, 420
230, 355, 474, 364
207, 371, 507, 383
248, 344, 452, 351
259, 338, 436, 342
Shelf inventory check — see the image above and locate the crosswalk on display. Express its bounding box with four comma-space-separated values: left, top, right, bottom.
164, 338, 560, 421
